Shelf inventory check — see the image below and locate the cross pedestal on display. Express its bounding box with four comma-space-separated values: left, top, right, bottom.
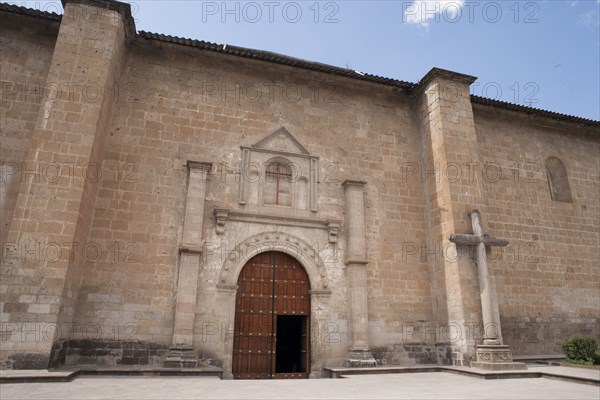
449, 210, 526, 371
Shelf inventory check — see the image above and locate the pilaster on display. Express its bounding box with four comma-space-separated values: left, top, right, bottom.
342, 180, 376, 367
165, 161, 211, 368
416, 68, 486, 365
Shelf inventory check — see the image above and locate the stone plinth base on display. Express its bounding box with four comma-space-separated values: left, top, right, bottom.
163, 346, 198, 368
471, 344, 527, 371
344, 349, 377, 368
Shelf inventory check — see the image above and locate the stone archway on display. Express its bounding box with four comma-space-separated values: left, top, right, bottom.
217, 231, 330, 293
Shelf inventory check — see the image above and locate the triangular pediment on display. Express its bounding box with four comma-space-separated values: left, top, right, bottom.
252, 127, 310, 155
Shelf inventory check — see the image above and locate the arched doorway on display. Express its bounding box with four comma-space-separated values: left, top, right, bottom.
232, 251, 311, 379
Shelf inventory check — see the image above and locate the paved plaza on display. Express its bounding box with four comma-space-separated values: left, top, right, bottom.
1, 368, 599, 400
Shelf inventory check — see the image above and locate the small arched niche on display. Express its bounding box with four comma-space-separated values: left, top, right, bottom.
545, 157, 573, 203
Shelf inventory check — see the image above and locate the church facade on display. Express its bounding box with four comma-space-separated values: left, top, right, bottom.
1, 1, 598, 378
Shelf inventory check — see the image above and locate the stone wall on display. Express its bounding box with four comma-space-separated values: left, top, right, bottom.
0, 12, 59, 367
0, 0, 131, 369
473, 105, 600, 355
68, 36, 434, 372
0, 0, 598, 372
0, 12, 58, 245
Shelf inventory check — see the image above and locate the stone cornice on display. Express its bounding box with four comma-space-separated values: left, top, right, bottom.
240, 146, 319, 160
187, 160, 213, 172
418, 67, 477, 88
345, 257, 370, 265
213, 208, 340, 241
342, 180, 367, 190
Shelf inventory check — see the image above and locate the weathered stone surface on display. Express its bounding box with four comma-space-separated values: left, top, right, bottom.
0, 0, 598, 376
1, 0, 130, 368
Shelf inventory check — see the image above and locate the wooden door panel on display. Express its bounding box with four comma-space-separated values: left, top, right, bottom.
232, 252, 310, 379
232, 252, 273, 379
273, 255, 310, 316
301, 315, 309, 371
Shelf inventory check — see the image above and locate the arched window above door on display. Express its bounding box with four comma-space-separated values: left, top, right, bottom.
238, 127, 318, 212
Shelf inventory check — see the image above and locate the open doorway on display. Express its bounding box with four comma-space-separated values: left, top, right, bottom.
275, 315, 309, 375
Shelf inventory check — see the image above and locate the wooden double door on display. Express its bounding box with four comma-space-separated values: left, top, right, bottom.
232, 252, 311, 379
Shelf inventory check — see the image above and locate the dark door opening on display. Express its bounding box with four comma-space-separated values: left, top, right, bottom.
275, 316, 307, 373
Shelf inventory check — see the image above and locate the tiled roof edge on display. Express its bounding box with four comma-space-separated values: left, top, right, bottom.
137, 31, 600, 128
137, 31, 417, 90
472, 95, 600, 128
1, 2, 598, 128
0, 2, 62, 21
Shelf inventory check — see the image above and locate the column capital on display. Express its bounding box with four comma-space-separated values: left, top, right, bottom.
187, 160, 213, 172
179, 245, 203, 254
216, 284, 238, 294
342, 180, 367, 190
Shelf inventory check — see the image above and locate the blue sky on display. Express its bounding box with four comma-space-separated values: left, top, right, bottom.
16, 0, 600, 120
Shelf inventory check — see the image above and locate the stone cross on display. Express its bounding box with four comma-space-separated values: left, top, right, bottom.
449, 210, 508, 345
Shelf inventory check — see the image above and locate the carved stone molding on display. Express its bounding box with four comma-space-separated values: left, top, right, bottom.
252, 127, 310, 154
187, 160, 213, 172
326, 220, 340, 244
237, 127, 319, 213
345, 256, 370, 265
471, 344, 527, 371
216, 284, 238, 293
476, 345, 513, 362
238, 148, 250, 205
214, 208, 229, 235
342, 180, 367, 190
212, 208, 339, 240
217, 231, 331, 294
178, 245, 203, 254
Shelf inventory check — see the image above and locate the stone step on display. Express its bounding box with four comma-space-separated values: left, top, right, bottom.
162, 346, 199, 368
0, 366, 224, 383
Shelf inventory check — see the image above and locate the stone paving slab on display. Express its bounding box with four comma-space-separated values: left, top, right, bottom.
1, 373, 598, 400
